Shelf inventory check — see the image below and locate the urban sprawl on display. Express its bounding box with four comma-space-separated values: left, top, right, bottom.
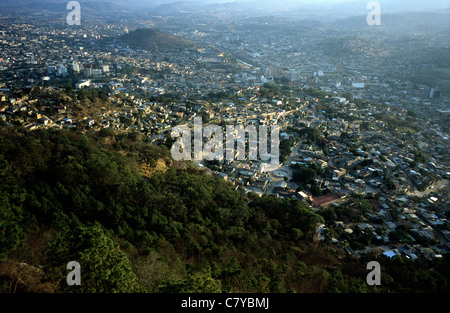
1, 15, 449, 262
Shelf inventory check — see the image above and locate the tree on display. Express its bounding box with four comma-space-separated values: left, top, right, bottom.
291, 228, 304, 241
45, 224, 142, 293
318, 207, 337, 224
0, 155, 26, 260
157, 265, 222, 293
311, 185, 321, 197
292, 167, 317, 184
299, 127, 322, 145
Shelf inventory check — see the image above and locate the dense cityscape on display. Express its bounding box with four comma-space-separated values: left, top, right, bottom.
1, 0, 449, 299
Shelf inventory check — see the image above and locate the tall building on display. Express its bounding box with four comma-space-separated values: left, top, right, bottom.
85, 68, 93, 77
72, 61, 80, 73
430, 87, 441, 104
57, 64, 68, 76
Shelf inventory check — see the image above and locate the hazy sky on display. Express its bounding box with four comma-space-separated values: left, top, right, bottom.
141, 0, 450, 11
154, 0, 448, 4
18, 0, 449, 13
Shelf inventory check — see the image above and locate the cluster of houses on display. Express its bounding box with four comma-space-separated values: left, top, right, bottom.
1, 15, 449, 260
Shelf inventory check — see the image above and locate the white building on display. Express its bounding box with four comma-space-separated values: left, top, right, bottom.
72, 61, 80, 73
352, 82, 365, 89
76, 80, 91, 89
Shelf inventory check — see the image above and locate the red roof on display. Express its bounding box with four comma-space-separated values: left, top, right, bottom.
312, 193, 344, 206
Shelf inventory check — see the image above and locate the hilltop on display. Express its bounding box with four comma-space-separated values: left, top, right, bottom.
120, 28, 195, 51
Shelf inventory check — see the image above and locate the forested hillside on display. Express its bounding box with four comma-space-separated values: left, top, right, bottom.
0, 126, 449, 293
120, 28, 195, 51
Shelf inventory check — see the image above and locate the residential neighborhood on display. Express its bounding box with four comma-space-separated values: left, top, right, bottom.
1, 9, 449, 263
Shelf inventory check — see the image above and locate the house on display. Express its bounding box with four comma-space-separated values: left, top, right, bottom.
316, 159, 328, 169
333, 168, 346, 180
217, 172, 228, 181
76, 80, 91, 89
244, 186, 264, 196
37, 116, 51, 126
86, 119, 95, 127
239, 170, 256, 178
254, 177, 270, 188
297, 191, 312, 201
383, 250, 397, 258
272, 99, 283, 105
60, 118, 72, 124
273, 181, 288, 190
312, 192, 345, 207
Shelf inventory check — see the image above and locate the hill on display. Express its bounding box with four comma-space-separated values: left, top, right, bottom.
0, 0, 131, 15
120, 28, 194, 51
0, 126, 332, 293
408, 68, 450, 95
328, 11, 450, 33
150, 1, 201, 15
1, 124, 449, 293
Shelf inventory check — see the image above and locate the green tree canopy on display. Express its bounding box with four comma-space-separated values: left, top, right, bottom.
0, 155, 26, 260
45, 224, 142, 293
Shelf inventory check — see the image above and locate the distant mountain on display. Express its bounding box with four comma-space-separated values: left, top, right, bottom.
328, 11, 450, 34
0, 0, 201, 11
440, 8, 450, 13
0, 0, 131, 15
149, 1, 201, 15
2, 0, 449, 19
318, 35, 390, 59
120, 28, 195, 51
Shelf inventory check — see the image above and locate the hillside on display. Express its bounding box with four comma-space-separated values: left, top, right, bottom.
0, 0, 132, 15
150, 1, 200, 15
408, 68, 450, 96
120, 28, 194, 51
329, 11, 450, 33
0, 126, 330, 293
1, 125, 449, 293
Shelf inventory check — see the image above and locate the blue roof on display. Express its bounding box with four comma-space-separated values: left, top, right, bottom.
383, 251, 396, 258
